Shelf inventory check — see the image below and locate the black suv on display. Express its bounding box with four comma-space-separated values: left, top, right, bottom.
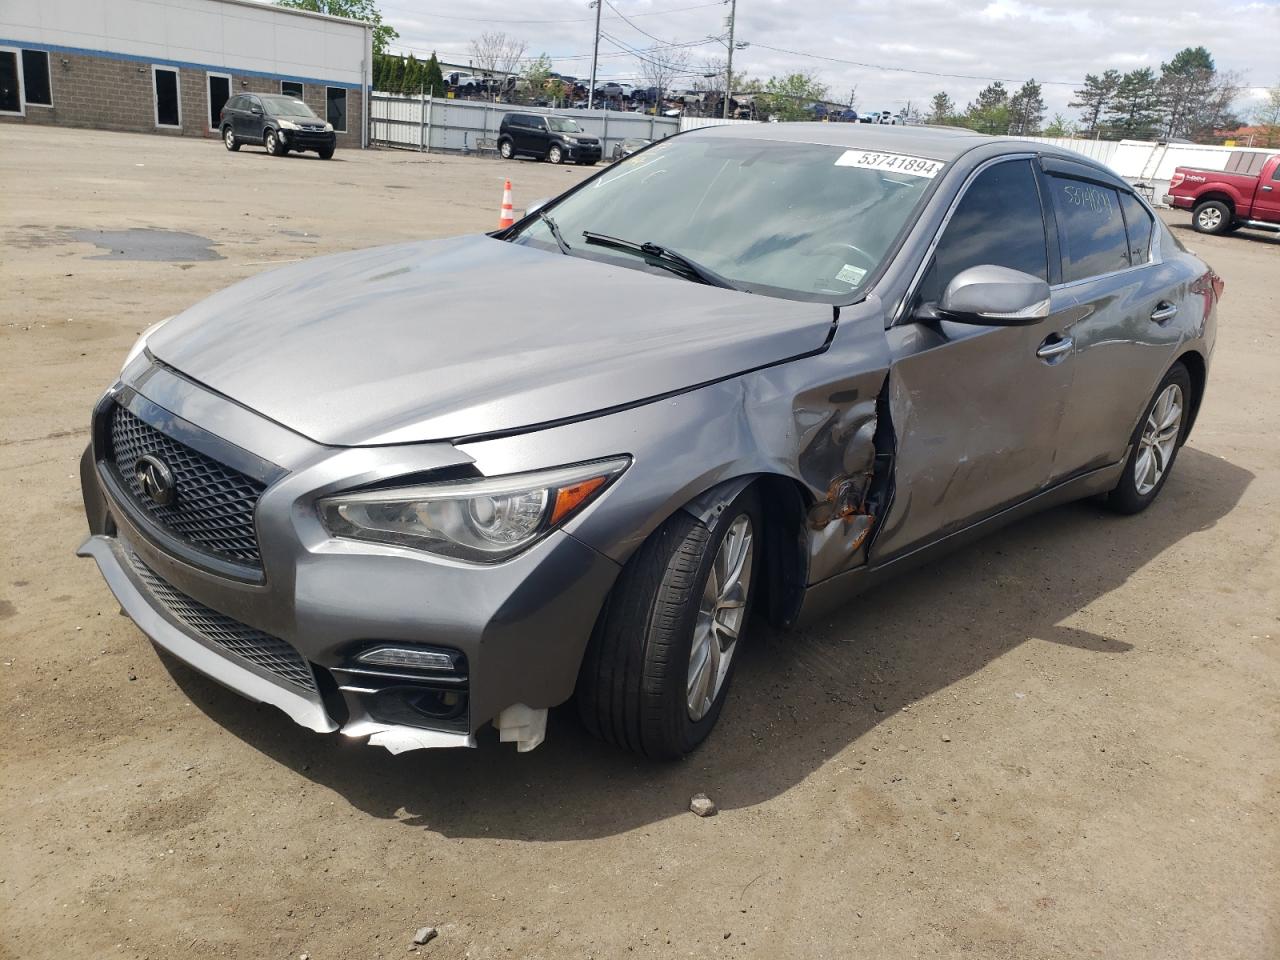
220, 94, 336, 159
497, 113, 601, 165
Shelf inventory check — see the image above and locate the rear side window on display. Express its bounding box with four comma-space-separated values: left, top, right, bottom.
1118, 192, 1154, 265
916, 158, 1048, 306
1050, 178, 1130, 283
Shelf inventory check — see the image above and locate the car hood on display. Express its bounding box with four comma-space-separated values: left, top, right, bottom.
147, 236, 834, 446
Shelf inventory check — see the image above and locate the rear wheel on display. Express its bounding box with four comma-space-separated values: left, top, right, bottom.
1106, 362, 1192, 514
1192, 200, 1232, 235
223, 127, 239, 152
577, 486, 761, 759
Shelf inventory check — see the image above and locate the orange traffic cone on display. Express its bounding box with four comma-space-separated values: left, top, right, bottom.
498, 179, 515, 228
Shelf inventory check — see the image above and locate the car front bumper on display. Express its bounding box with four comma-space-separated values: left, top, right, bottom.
279, 129, 336, 151
78, 363, 621, 752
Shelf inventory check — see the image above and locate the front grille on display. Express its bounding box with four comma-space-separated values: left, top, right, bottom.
107, 404, 265, 567
127, 552, 316, 691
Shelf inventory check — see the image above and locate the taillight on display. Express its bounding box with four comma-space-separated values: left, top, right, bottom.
1169, 170, 1186, 189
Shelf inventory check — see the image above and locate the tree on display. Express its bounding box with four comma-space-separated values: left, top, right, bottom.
423, 52, 445, 98
1106, 68, 1162, 140
964, 81, 1009, 135
637, 44, 692, 114
1158, 46, 1241, 141
1043, 113, 1076, 137
275, 0, 398, 56
521, 53, 554, 102
1253, 84, 1280, 148
403, 53, 420, 94
470, 31, 527, 97
1069, 69, 1121, 137
758, 72, 828, 122
1007, 79, 1045, 136
928, 91, 955, 125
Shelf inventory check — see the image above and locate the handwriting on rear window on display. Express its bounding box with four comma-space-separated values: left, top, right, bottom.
1061, 183, 1113, 214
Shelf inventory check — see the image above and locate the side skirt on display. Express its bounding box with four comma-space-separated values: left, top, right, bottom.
792, 458, 1126, 629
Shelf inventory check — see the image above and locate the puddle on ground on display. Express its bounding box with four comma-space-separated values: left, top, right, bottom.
71, 228, 224, 262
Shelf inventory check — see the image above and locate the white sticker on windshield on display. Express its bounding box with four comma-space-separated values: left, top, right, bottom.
836, 263, 867, 285
834, 150, 942, 178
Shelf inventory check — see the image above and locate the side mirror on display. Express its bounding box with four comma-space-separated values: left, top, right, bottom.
525, 197, 551, 217
932, 265, 1050, 326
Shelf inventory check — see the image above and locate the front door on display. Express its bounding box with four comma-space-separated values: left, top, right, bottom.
1253, 160, 1280, 223
526, 116, 549, 156
153, 67, 180, 127
207, 73, 231, 131
873, 157, 1076, 560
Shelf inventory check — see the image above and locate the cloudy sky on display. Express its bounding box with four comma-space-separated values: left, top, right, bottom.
353, 0, 1278, 119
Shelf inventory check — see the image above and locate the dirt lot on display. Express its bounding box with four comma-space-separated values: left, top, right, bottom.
1, 125, 1277, 960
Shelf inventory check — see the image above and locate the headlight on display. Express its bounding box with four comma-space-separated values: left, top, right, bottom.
122, 316, 172, 374
278, 119, 300, 130
324, 122, 334, 132
317, 458, 630, 562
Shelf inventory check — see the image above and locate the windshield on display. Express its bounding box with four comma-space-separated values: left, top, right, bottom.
548, 117, 582, 133
511, 136, 941, 301
261, 95, 318, 118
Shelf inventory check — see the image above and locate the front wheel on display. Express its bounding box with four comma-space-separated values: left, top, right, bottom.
264, 129, 284, 156
577, 486, 761, 759
318, 145, 334, 160
498, 138, 514, 159
548, 144, 563, 165
1192, 200, 1232, 235
1105, 362, 1192, 514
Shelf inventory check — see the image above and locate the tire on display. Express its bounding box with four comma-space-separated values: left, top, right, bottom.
1192, 200, 1232, 235
548, 144, 563, 165
223, 127, 239, 152
498, 138, 514, 159
318, 146, 335, 160
1105, 362, 1192, 514
264, 129, 284, 156
577, 486, 762, 759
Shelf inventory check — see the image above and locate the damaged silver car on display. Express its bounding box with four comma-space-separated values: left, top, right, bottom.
78, 124, 1220, 758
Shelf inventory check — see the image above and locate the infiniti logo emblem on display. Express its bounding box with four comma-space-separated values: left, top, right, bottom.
135, 454, 176, 507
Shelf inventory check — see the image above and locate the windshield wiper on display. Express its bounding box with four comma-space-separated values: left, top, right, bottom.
580, 231, 738, 290
538, 212, 572, 255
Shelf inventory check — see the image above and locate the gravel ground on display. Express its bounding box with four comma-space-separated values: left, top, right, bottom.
1, 124, 1277, 960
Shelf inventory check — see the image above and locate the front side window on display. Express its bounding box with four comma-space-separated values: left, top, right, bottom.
548, 117, 581, 133
512, 136, 939, 302
914, 159, 1048, 307
22, 49, 51, 106
326, 87, 347, 131
1049, 177, 1130, 283
1118, 191, 1154, 265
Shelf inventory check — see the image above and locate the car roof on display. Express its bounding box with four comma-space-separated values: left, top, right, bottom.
683, 122, 999, 162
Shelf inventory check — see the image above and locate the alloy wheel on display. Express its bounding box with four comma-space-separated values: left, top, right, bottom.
686, 514, 754, 722
1197, 207, 1222, 230
1135, 383, 1183, 495
224, 129, 235, 149
266, 131, 276, 154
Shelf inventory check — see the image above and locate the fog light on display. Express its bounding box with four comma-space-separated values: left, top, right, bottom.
357, 646, 455, 671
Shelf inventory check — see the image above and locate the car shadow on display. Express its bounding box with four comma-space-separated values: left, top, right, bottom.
1169, 221, 1280, 246
161, 445, 1251, 841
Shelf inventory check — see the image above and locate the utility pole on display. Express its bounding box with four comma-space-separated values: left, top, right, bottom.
723, 0, 736, 119
587, 0, 602, 111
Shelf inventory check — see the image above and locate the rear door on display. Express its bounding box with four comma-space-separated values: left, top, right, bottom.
1040, 163, 1182, 476
873, 156, 1078, 560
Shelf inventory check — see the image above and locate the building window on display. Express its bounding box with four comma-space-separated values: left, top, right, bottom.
281, 81, 303, 97
22, 49, 51, 106
0, 48, 23, 116
326, 86, 347, 132
153, 66, 181, 128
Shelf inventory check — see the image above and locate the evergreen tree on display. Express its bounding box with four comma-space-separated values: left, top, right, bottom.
1069, 69, 1121, 137
928, 91, 955, 125
423, 52, 445, 97
1106, 68, 1162, 140
1159, 46, 1240, 141
1007, 79, 1045, 136
964, 81, 1009, 135
405, 54, 420, 94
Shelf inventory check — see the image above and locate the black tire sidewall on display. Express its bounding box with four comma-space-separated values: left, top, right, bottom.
1193, 201, 1231, 235
499, 139, 513, 159
1108, 363, 1192, 513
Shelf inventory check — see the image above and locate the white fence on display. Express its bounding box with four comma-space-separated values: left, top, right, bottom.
679, 116, 759, 132
370, 93, 679, 157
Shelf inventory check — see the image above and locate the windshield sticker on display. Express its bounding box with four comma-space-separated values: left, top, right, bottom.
836, 263, 868, 285
834, 150, 942, 178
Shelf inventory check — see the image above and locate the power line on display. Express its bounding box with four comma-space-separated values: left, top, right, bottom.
603, 0, 679, 47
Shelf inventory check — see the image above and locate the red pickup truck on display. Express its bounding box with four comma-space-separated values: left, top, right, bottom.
1164, 151, 1280, 235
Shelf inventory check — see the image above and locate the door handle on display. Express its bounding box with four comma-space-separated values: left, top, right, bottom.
1036, 335, 1073, 361
1150, 302, 1178, 323
1262, 185, 1274, 192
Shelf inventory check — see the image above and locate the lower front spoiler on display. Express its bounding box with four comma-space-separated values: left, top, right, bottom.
77, 534, 477, 750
